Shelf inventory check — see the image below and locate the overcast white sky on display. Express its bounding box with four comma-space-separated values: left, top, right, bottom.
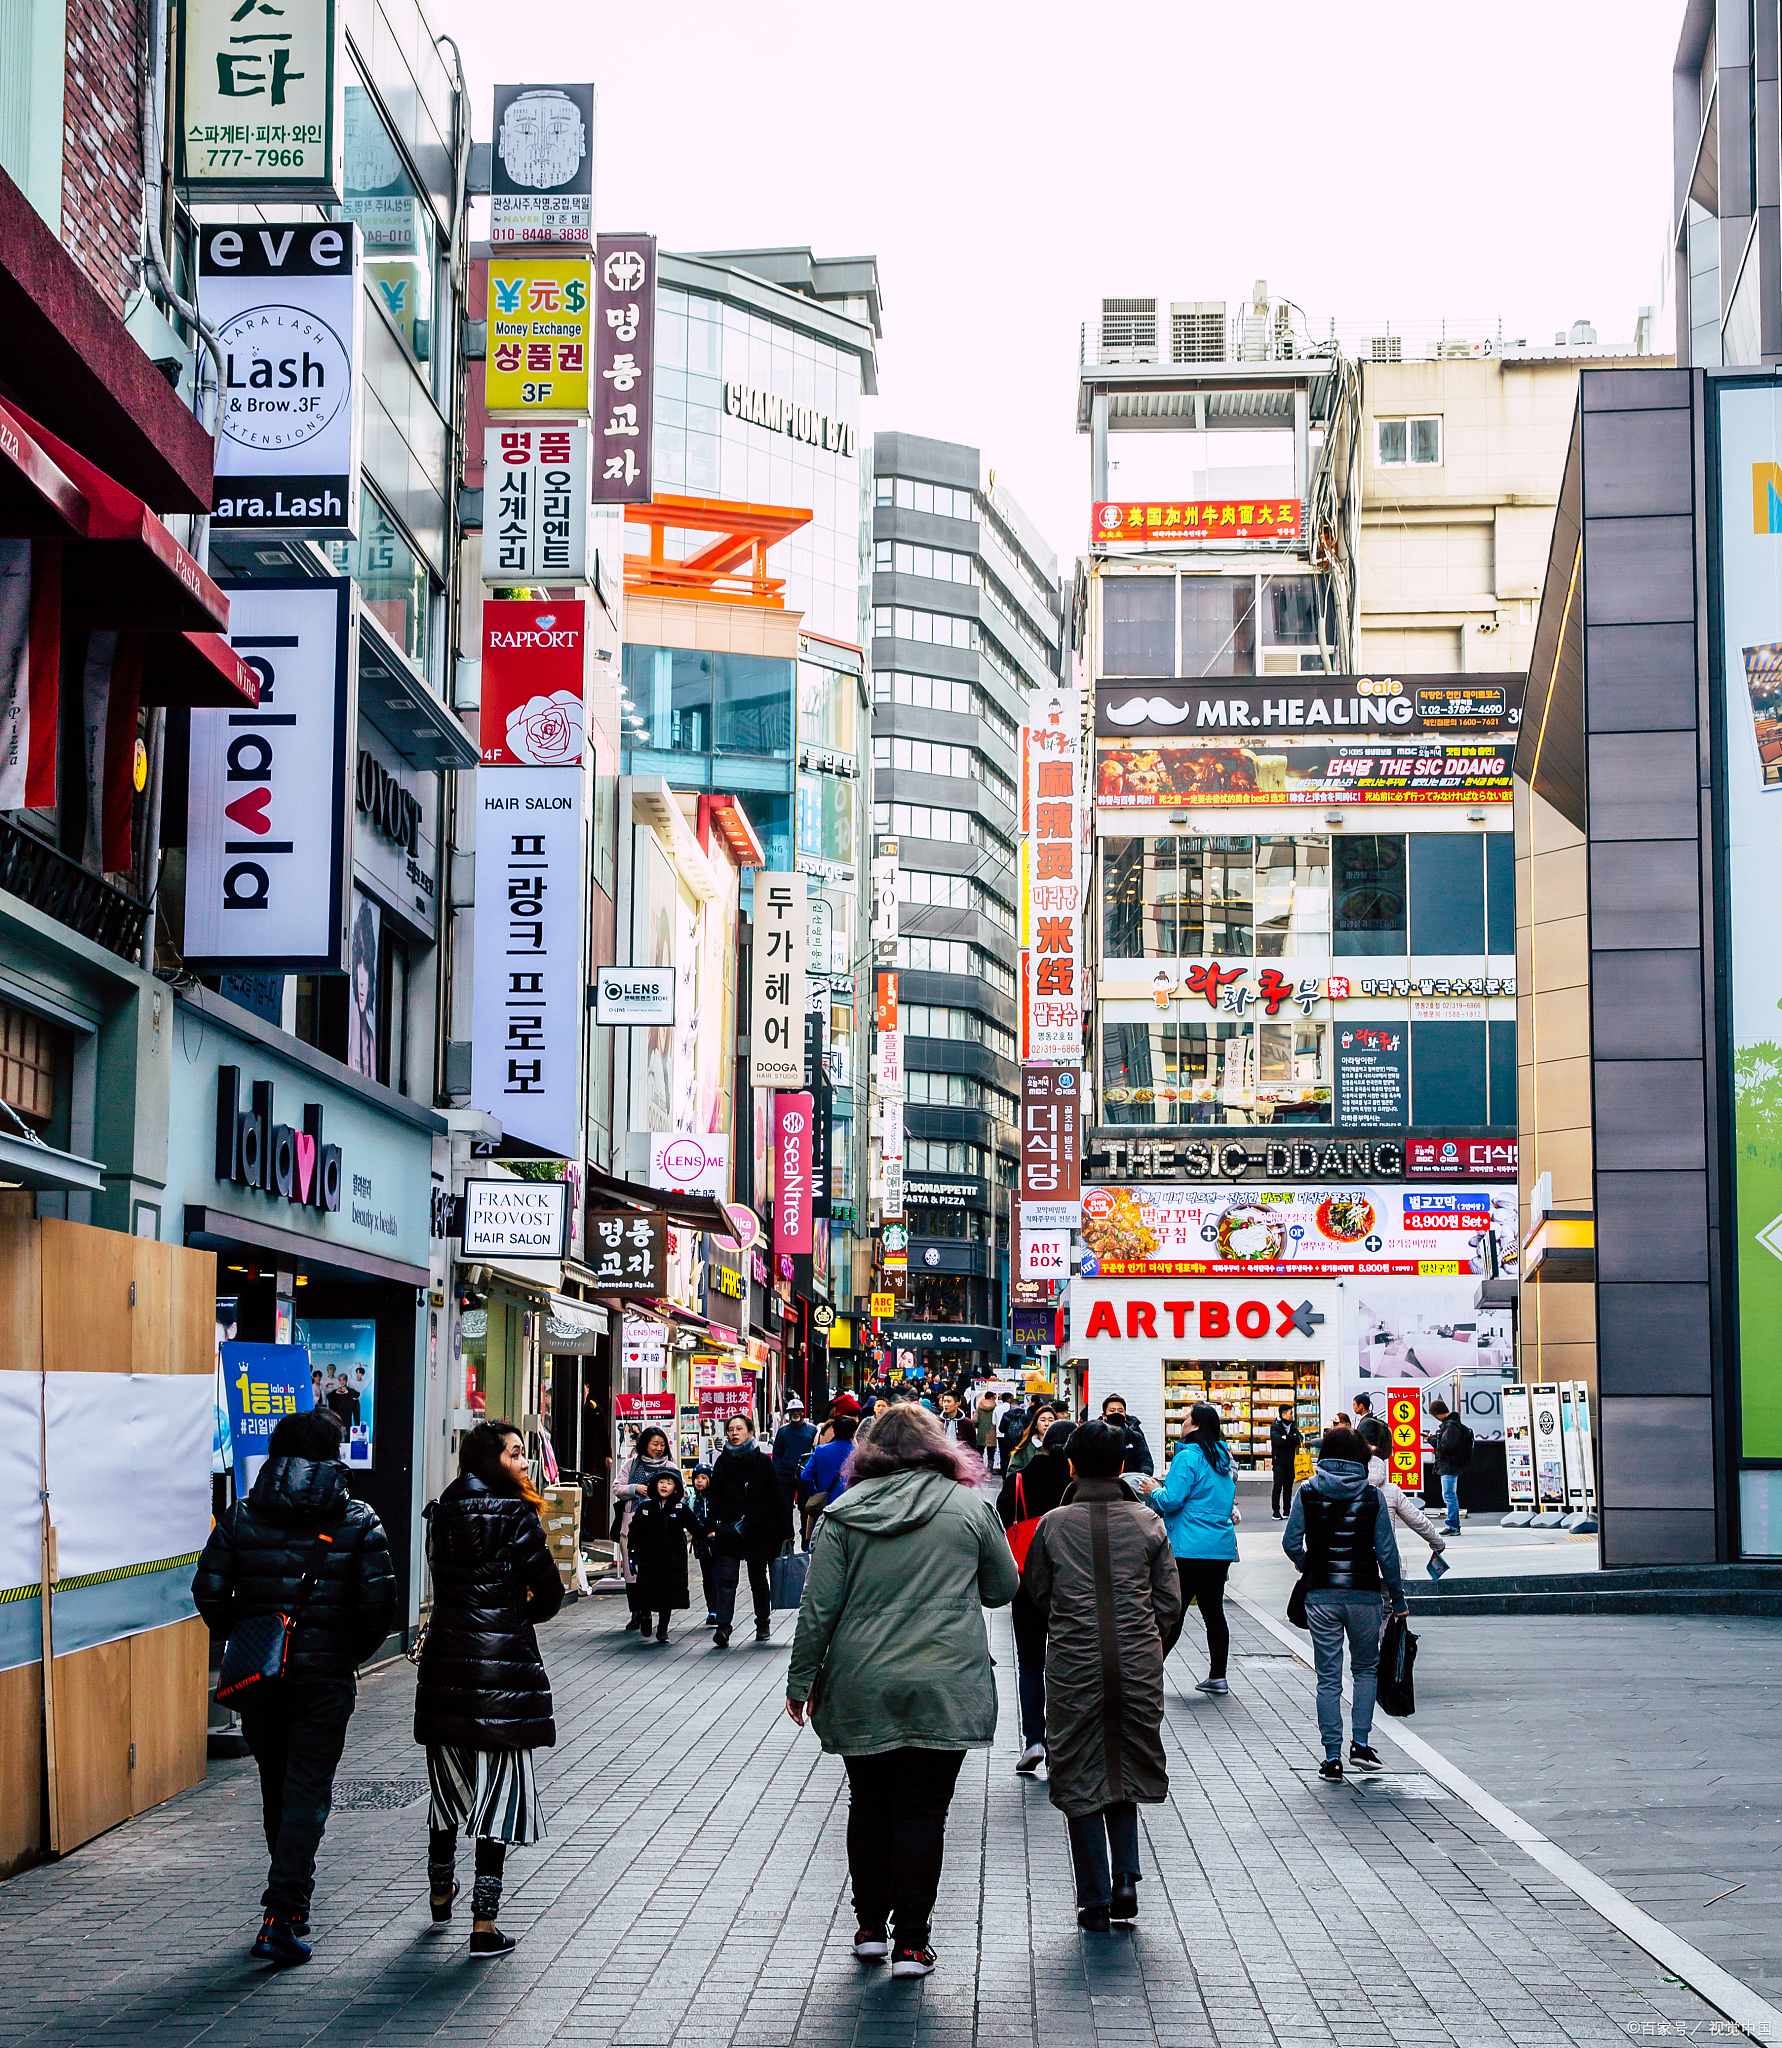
437, 0, 1684, 572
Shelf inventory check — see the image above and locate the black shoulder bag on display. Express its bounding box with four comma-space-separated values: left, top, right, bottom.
215, 1517, 345, 1704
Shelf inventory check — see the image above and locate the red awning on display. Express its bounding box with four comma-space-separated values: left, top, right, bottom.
0, 405, 87, 538
0, 402, 228, 634
142, 631, 259, 709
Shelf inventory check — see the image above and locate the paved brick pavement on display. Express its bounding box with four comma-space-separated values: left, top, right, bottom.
0, 1596, 1740, 2048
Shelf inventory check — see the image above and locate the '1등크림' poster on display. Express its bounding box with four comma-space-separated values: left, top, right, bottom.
296, 1318, 377, 1467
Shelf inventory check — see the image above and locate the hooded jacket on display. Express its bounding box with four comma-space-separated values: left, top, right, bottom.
1147, 1438, 1238, 1561
624, 1470, 706, 1612
413, 1472, 564, 1750
192, 1456, 395, 1680
786, 1465, 1020, 1756
1281, 1458, 1405, 1606
1366, 1454, 1446, 1552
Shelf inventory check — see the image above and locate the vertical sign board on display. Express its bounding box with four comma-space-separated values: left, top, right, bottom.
485, 258, 592, 416
179, 0, 344, 199
749, 872, 807, 1088
592, 234, 656, 501
875, 969, 898, 1032
187, 580, 353, 971
489, 84, 595, 246
1557, 1383, 1588, 1512
1021, 688, 1083, 1062
1528, 1383, 1567, 1512
199, 223, 363, 535
871, 837, 899, 956
1020, 1066, 1081, 1230
1387, 1385, 1421, 1493
1502, 1383, 1537, 1510
1573, 1383, 1597, 1510
471, 765, 583, 1159
480, 599, 586, 765
881, 1098, 904, 1221
482, 426, 590, 583
774, 1093, 813, 1256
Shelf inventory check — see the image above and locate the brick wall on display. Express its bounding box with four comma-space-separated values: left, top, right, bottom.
61, 0, 145, 314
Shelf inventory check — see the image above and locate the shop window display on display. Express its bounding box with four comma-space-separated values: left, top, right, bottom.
1101, 1018, 1331, 1125
1164, 1360, 1321, 1469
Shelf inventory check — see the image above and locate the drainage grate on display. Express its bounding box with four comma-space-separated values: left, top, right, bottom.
331, 1779, 430, 1811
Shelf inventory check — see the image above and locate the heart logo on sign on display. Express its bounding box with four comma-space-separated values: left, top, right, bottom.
224, 786, 272, 834
294, 1131, 316, 1202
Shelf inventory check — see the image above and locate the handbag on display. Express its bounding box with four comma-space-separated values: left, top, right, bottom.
1005, 1472, 1045, 1570
215, 1518, 345, 1703
769, 1546, 809, 1610
1286, 1573, 1309, 1630
1377, 1611, 1418, 1717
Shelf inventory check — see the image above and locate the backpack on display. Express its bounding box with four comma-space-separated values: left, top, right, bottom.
1443, 1418, 1475, 1464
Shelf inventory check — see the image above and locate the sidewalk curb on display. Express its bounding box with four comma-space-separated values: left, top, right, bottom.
1230, 1591, 1782, 2046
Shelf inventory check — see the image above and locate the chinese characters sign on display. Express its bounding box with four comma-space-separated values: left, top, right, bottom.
485, 258, 591, 415
490, 84, 594, 246
590, 233, 655, 501
180, 0, 342, 198
1021, 1066, 1081, 1229
774, 1093, 814, 1256
1387, 1386, 1422, 1492
749, 872, 807, 1089
482, 426, 589, 583
587, 1210, 668, 1295
1020, 689, 1082, 1061
480, 599, 585, 765
471, 766, 583, 1159
1093, 499, 1301, 544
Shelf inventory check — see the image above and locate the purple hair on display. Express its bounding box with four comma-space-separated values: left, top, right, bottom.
846, 1402, 982, 1486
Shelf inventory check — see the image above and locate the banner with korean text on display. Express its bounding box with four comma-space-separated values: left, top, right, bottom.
1020, 688, 1083, 1062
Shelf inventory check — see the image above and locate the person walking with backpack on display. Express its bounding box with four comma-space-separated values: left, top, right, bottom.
1020, 1420, 1182, 1931
707, 1412, 791, 1646
996, 1418, 1073, 1773
1135, 1402, 1236, 1696
413, 1419, 565, 1958
785, 1404, 1019, 1979
1427, 1398, 1473, 1534
192, 1407, 396, 1965
1282, 1425, 1408, 1781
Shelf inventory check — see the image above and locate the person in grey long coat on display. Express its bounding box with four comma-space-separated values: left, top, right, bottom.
1019, 1419, 1182, 1932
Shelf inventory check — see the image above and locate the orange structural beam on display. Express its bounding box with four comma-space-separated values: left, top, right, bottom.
623, 494, 813, 608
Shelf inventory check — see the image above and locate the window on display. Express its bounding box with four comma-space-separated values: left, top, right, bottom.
874, 736, 1016, 809
1332, 835, 1407, 956
981, 568, 1054, 662
876, 476, 976, 520
873, 606, 978, 650
622, 645, 795, 759
325, 491, 430, 670
1102, 577, 1176, 676
910, 1205, 983, 1242
875, 540, 976, 585
0, 1000, 64, 1132
901, 1005, 1017, 1061
1376, 416, 1442, 467
1180, 576, 1256, 676
1407, 836, 1484, 953
979, 513, 1055, 613
1103, 835, 1329, 960
1485, 834, 1514, 953
900, 868, 1015, 934
905, 1069, 1018, 1121
874, 801, 1015, 862
876, 672, 1020, 749
897, 936, 1016, 994
1261, 574, 1323, 648
338, 81, 440, 385
1409, 1020, 1486, 1125
907, 1137, 990, 1176
1101, 1019, 1332, 1126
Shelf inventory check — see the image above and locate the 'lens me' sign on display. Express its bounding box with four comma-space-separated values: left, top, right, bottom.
723, 381, 857, 456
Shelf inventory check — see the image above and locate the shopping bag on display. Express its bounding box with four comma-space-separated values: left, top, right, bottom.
1377, 1611, 1417, 1717
1005, 1473, 1045, 1571
769, 1547, 810, 1611
1294, 1451, 1314, 1482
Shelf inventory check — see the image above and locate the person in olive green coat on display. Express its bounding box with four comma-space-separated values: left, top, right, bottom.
786, 1403, 1019, 1980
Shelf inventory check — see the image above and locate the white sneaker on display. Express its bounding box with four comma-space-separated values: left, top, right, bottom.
1015, 1742, 1046, 1775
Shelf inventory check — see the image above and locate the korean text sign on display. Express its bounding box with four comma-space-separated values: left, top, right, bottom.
1020, 1066, 1081, 1228
490, 84, 595, 246
483, 426, 589, 583
180, 0, 342, 198
591, 234, 655, 501
1021, 689, 1082, 1061
481, 599, 585, 765
222, 1340, 312, 1489
486, 258, 592, 414
587, 1210, 668, 1294
471, 766, 583, 1159
749, 872, 807, 1088
774, 1093, 814, 1256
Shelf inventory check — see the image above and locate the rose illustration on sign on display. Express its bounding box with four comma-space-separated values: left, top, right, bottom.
504, 689, 584, 764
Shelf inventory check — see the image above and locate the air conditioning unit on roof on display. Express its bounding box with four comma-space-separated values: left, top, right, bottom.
1170, 301, 1226, 363
1100, 297, 1160, 363
1368, 335, 1403, 363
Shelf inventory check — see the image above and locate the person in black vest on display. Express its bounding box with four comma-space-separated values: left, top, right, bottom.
1268, 1404, 1302, 1518
1281, 1426, 1406, 1781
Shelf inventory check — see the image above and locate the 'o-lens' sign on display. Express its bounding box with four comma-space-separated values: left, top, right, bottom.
723, 382, 857, 457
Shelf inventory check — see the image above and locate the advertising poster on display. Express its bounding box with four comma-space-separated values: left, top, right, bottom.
1502, 1384, 1537, 1508
485, 257, 592, 415
480, 600, 585, 766
222, 1340, 313, 1491
347, 889, 379, 1077
186, 579, 353, 972
1715, 384, 1782, 1456
1528, 1383, 1567, 1511
1348, 1280, 1512, 1386
296, 1317, 376, 1467
490, 84, 595, 246
1078, 1183, 1516, 1279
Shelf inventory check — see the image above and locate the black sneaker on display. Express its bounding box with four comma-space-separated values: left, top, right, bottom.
655, 1621, 669, 1643
890, 1942, 936, 1978
712, 1627, 730, 1648
755, 1620, 771, 1642
1076, 1905, 1110, 1932
468, 1926, 517, 1960
852, 1926, 890, 1962
1349, 1743, 1384, 1771
429, 1879, 459, 1926
1109, 1876, 1138, 1922
250, 1914, 311, 1965
1319, 1756, 1344, 1781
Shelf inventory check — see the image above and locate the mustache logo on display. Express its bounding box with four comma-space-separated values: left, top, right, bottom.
1105, 695, 1191, 727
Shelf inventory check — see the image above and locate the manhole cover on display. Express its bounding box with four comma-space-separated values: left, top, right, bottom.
332, 1779, 429, 1811
1354, 1773, 1451, 1800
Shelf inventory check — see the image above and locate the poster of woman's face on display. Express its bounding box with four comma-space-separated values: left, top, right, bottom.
348, 893, 380, 1078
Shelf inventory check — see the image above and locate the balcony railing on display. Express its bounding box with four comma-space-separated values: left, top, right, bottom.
0, 814, 148, 961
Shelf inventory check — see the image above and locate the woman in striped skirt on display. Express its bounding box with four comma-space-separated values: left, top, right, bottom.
414, 1420, 564, 1958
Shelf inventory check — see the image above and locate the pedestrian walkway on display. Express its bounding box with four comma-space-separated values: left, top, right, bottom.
0, 1596, 1742, 2048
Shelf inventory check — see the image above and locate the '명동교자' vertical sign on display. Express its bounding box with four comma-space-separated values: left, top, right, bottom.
591, 233, 655, 500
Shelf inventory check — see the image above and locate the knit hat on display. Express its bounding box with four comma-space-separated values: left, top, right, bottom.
828, 1392, 861, 1417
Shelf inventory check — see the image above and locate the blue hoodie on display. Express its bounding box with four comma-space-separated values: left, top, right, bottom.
800, 1436, 853, 1502
1282, 1458, 1404, 1606
1147, 1439, 1238, 1561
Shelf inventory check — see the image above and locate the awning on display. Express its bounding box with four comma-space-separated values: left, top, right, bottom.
359, 609, 478, 770
0, 406, 87, 537
0, 402, 228, 633
544, 1294, 609, 1353
583, 1161, 733, 1236
183, 1204, 430, 1289
143, 630, 259, 709
0, 1127, 106, 1194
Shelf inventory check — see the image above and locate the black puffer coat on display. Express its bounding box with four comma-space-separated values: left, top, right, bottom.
626, 1471, 706, 1611
192, 1456, 396, 1678
413, 1473, 564, 1750
706, 1440, 791, 1561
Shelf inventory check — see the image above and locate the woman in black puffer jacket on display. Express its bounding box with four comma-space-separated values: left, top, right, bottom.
414, 1419, 563, 1959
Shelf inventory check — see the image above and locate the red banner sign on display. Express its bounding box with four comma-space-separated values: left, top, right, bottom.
1093, 499, 1301, 544
614, 1392, 674, 1419
698, 1383, 755, 1421
773, 1091, 813, 1256
1387, 1385, 1422, 1491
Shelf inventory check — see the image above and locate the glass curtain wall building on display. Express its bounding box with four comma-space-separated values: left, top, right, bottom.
872, 432, 1067, 1362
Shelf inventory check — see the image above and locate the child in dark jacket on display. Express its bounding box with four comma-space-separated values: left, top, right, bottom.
625, 1469, 708, 1643
686, 1466, 719, 1623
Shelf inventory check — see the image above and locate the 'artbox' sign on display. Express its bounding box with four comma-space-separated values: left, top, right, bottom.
481, 599, 585, 765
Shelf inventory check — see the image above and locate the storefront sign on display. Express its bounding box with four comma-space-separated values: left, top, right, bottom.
615, 1390, 674, 1419
298, 1317, 377, 1468
463, 1178, 570, 1258
650, 1133, 730, 1200
906, 1176, 987, 1208
749, 872, 807, 1088
594, 965, 675, 1024
1095, 677, 1523, 740
1386, 1385, 1421, 1491
875, 969, 898, 1031
870, 1291, 894, 1317
480, 599, 585, 765
1093, 498, 1301, 544
880, 1097, 904, 1220
187, 580, 352, 972
881, 1321, 997, 1353
1077, 1183, 1513, 1279
179, 0, 342, 198
1407, 1137, 1517, 1178
199, 225, 362, 533
1335, 1030, 1407, 1126
490, 83, 594, 245
214, 1065, 344, 1210
1010, 1304, 1056, 1346
1086, 1131, 1515, 1183
876, 1025, 903, 1099
471, 765, 583, 1160
588, 1210, 667, 1294
354, 734, 436, 938
773, 1093, 813, 1256
699, 1382, 753, 1420
592, 234, 656, 500
872, 842, 898, 957
222, 1340, 313, 1489
483, 425, 589, 582
1021, 1066, 1082, 1229
486, 257, 592, 414
1021, 1230, 1071, 1282
1020, 688, 1083, 1061
621, 1314, 667, 1376
1097, 736, 1513, 807
723, 381, 857, 456
880, 1219, 908, 1273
